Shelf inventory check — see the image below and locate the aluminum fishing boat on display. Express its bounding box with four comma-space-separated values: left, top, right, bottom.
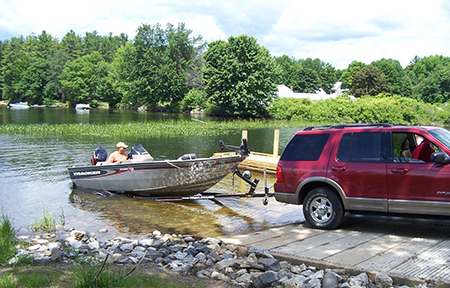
68, 140, 250, 196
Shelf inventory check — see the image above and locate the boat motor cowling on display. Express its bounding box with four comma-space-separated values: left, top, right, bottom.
91, 146, 108, 165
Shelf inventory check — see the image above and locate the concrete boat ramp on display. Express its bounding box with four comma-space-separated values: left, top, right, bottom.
221, 218, 450, 286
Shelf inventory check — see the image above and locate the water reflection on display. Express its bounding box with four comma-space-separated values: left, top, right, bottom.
67, 171, 303, 239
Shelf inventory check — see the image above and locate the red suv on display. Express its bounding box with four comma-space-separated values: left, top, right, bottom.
274, 123, 450, 229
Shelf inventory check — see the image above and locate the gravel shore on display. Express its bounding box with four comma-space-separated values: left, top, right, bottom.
9, 229, 438, 288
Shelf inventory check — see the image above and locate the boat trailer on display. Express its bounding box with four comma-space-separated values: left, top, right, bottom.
152, 169, 274, 205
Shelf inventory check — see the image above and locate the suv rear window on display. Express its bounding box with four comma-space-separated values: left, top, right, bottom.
280, 134, 329, 161
337, 132, 385, 162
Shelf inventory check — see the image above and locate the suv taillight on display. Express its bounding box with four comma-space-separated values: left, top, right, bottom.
276, 165, 283, 182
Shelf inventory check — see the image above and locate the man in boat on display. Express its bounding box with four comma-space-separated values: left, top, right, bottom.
105, 142, 129, 164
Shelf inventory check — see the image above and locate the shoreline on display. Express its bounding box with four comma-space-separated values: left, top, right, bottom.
6, 227, 436, 288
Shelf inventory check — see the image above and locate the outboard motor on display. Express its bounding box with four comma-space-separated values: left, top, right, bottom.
128, 144, 154, 162
91, 146, 108, 165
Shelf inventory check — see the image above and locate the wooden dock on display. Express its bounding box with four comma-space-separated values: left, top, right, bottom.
214, 151, 279, 175
214, 129, 281, 175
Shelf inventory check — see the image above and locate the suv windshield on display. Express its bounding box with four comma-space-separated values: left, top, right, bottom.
429, 128, 450, 150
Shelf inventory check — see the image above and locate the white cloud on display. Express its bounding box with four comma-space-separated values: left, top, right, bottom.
1, 0, 449, 69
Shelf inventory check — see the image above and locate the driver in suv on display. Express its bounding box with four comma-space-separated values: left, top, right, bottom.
274, 123, 450, 229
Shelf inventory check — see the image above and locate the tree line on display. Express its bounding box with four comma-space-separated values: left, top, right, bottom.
1, 22, 450, 118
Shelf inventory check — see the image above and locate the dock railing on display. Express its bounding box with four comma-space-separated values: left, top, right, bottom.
214, 130, 280, 174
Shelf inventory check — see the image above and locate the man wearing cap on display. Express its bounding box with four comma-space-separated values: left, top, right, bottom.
105, 142, 129, 164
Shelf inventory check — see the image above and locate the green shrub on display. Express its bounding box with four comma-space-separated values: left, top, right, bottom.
0, 213, 16, 265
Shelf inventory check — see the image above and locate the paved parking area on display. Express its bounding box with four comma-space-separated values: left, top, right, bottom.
221, 218, 450, 284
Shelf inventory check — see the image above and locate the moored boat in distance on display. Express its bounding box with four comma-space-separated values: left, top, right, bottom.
8, 103, 30, 109
75, 103, 91, 110
68, 140, 250, 197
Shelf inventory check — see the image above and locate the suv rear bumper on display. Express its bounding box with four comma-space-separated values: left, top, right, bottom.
274, 192, 299, 205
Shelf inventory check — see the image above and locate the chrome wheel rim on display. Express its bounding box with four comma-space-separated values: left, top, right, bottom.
309, 196, 333, 224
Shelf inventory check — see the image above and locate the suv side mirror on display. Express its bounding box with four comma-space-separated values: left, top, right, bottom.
431, 152, 450, 164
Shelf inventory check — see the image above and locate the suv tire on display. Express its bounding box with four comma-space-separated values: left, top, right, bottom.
303, 187, 344, 229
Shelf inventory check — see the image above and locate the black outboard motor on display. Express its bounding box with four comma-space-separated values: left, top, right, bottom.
91, 146, 108, 165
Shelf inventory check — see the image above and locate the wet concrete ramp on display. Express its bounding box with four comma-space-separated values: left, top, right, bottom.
220, 218, 450, 284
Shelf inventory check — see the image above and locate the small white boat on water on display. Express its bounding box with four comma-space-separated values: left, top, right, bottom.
68, 140, 250, 197
8, 103, 30, 109
75, 104, 91, 110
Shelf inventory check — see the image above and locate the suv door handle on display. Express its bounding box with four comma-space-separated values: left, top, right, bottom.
391, 168, 409, 174
331, 166, 346, 172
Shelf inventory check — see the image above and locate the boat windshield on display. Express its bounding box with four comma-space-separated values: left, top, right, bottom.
429, 128, 450, 150
130, 144, 150, 155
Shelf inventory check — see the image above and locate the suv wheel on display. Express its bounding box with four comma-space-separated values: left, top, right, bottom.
303, 187, 344, 229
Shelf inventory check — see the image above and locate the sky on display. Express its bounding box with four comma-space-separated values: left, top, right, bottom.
0, 0, 449, 69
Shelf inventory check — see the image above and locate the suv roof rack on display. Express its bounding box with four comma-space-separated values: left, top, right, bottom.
303, 123, 395, 131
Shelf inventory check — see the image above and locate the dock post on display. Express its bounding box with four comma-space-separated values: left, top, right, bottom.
242, 130, 248, 141
273, 129, 279, 157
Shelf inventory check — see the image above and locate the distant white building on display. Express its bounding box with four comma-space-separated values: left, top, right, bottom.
277, 82, 352, 100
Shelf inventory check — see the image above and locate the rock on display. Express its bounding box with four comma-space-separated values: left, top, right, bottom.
248, 246, 274, 259
207, 251, 222, 262
281, 277, 297, 288
258, 257, 280, 271
88, 240, 100, 250
151, 239, 165, 249
119, 243, 133, 253
373, 271, 393, 287
217, 258, 239, 270
241, 260, 265, 270
98, 228, 108, 234
323, 271, 341, 288
138, 238, 154, 247
211, 271, 229, 282
51, 247, 61, 261
70, 230, 85, 240
348, 272, 369, 287
253, 271, 278, 288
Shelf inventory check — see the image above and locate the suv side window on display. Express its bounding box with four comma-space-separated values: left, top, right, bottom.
337, 132, 384, 163
280, 134, 329, 161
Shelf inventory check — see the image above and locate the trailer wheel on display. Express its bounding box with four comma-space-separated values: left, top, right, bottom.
303, 187, 343, 230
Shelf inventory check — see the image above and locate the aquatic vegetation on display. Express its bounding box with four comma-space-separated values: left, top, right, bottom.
0, 119, 305, 138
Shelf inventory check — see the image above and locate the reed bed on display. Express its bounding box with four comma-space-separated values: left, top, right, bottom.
0, 119, 304, 138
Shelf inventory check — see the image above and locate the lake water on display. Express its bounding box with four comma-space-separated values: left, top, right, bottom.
0, 107, 303, 240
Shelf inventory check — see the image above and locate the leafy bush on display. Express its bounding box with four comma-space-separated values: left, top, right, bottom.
0, 213, 16, 265
269, 94, 450, 125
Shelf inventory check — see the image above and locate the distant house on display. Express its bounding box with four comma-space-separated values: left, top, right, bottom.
276, 82, 353, 100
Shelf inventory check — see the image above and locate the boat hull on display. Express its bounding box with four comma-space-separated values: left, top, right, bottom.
68, 154, 245, 196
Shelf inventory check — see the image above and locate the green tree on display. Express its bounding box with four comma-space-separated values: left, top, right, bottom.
339, 61, 365, 89
203, 35, 279, 117
122, 23, 203, 110
0, 37, 29, 102
350, 65, 392, 97
292, 67, 321, 93
275, 55, 302, 89
16, 58, 49, 104
60, 30, 83, 61
60, 51, 109, 105
299, 58, 337, 93
371, 58, 411, 96
45, 49, 68, 103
